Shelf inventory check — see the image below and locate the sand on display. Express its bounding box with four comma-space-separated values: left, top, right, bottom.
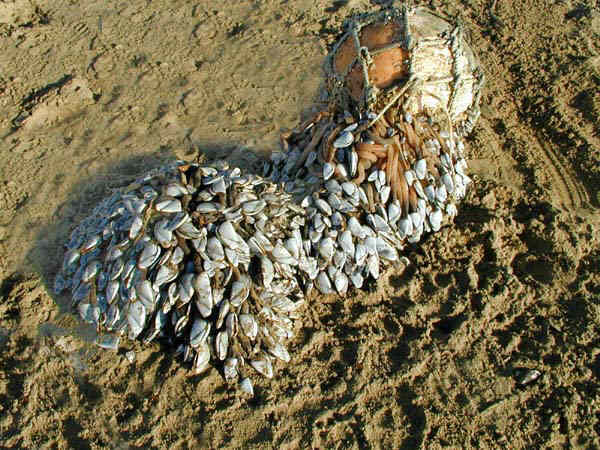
1, 0, 599, 448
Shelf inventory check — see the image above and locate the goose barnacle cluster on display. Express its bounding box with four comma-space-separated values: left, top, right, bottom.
54, 5, 483, 393
55, 162, 309, 394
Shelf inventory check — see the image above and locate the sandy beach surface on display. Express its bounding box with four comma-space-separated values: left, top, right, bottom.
1, 0, 599, 448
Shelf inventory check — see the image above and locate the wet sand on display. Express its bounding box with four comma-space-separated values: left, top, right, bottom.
1, 0, 599, 447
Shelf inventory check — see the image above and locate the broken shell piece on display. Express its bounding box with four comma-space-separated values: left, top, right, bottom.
96, 334, 120, 351
240, 377, 254, 396
515, 368, 542, 386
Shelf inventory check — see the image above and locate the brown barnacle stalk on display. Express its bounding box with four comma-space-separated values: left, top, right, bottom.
292, 119, 330, 171
344, 113, 418, 213
324, 123, 345, 163
280, 110, 328, 147
355, 142, 382, 163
